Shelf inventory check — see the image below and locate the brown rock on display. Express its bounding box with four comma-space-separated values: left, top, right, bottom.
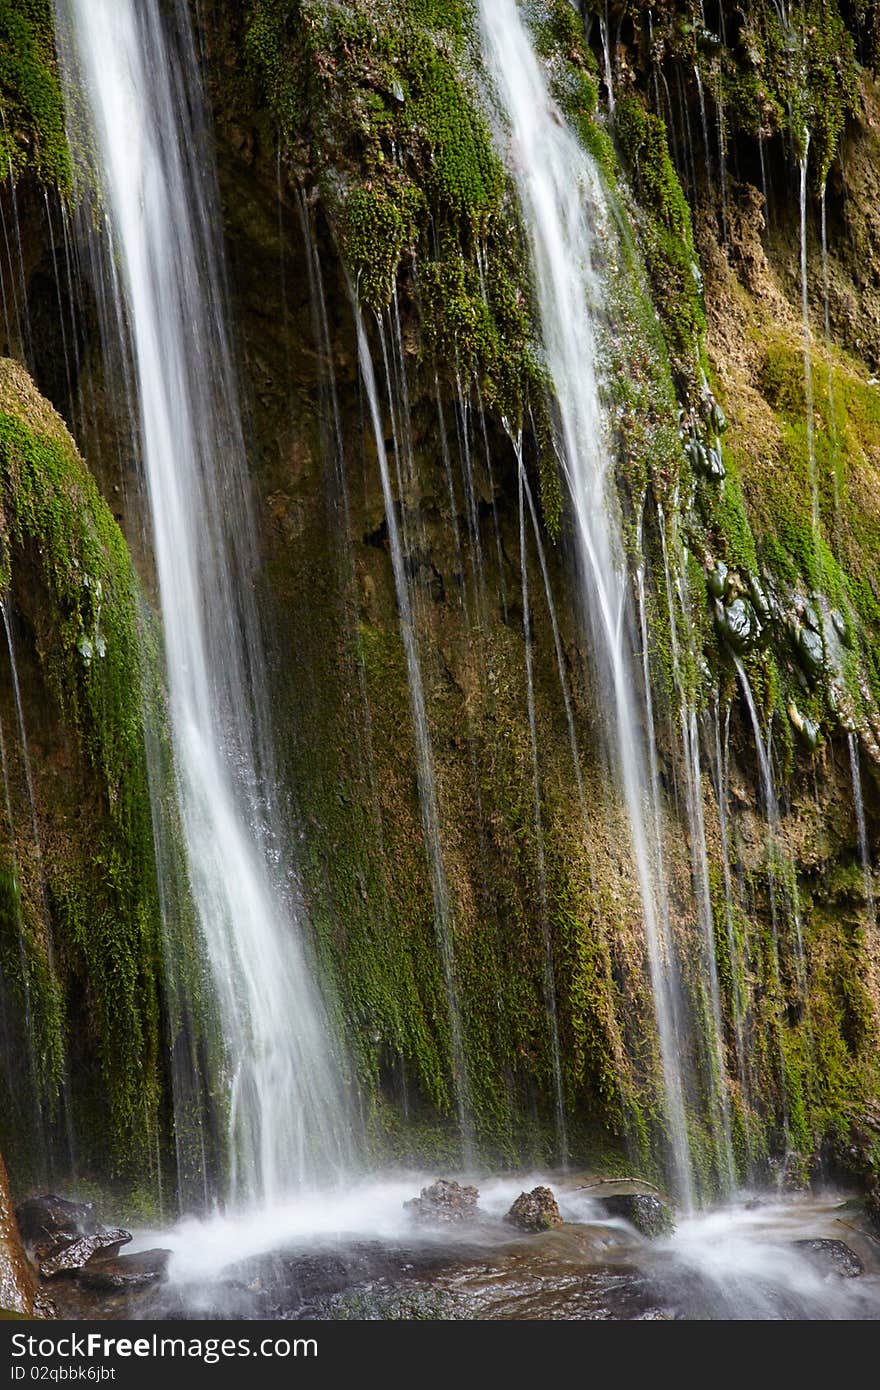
0, 1149, 36, 1316
504, 1186, 562, 1233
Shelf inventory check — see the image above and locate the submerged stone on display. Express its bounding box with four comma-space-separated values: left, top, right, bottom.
504, 1186, 562, 1233
404, 1179, 480, 1226
595, 1193, 675, 1239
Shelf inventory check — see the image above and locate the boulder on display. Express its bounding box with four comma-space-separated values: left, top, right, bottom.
39, 1228, 131, 1279
504, 1186, 562, 1233
15, 1195, 98, 1249
595, 1193, 675, 1238
404, 1179, 480, 1226
793, 1238, 864, 1278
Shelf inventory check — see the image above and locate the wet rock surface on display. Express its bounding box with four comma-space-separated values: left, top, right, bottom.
504, 1187, 562, 1233
38, 1228, 132, 1279
594, 1194, 675, 1239
404, 1180, 481, 1226
16, 1195, 99, 1250
793, 1238, 864, 1278
1, 1152, 36, 1316
76, 1248, 171, 1293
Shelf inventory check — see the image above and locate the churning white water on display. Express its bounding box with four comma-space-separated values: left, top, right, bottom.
126, 1177, 880, 1321
53, 0, 349, 1202
478, 0, 693, 1204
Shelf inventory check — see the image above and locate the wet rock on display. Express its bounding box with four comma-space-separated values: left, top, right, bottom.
404, 1179, 480, 1226
793, 1238, 864, 1278
15, 1194, 98, 1249
686, 439, 725, 479
831, 608, 854, 648
706, 559, 728, 599
504, 1186, 562, 1233
715, 596, 760, 652
76, 1247, 170, 1292
795, 624, 824, 679
39, 1228, 131, 1279
747, 574, 772, 623
595, 1193, 675, 1239
705, 442, 726, 479
787, 702, 821, 751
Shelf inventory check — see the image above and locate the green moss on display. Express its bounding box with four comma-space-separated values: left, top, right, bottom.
0, 365, 162, 1175
246, 0, 544, 426
0, 0, 70, 190
727, 0, 859, 183
614, 94, 706, 385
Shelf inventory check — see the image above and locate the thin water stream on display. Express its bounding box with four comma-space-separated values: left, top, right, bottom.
55, 0, 349, 1202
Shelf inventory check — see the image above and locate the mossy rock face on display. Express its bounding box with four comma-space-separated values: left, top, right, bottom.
198, 0, 880, 1191
0, 359, 164, 1183
0, 0, 879, 1204
239, 0, 554, 426
0, 0, 70, 190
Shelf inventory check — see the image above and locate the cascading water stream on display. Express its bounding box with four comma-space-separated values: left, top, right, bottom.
479, 0, 693, 1205
54, 0, 349, 1204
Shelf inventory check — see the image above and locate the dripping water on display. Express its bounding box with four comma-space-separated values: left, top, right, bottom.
515, 443, 567, 1163
848, 733, 877, 939
352, 298, 473, 1160
799, 134, 819, 534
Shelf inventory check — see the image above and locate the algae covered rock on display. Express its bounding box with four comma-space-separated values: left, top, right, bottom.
504, 1186, 562, 1233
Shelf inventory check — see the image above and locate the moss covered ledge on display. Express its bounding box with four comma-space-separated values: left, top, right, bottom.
0, 359, 163, 1181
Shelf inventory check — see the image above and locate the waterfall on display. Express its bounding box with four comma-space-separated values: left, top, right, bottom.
478, 0, 694, 1204
53, 0, 349, 1203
